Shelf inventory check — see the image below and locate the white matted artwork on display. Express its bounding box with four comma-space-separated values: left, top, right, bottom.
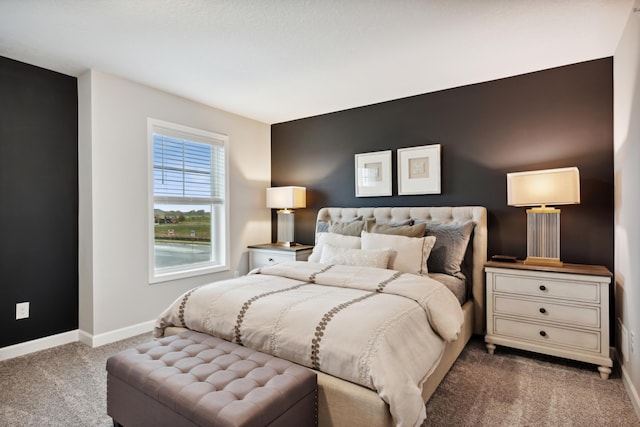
355, 150, 392, 197
398, 144, 441, 195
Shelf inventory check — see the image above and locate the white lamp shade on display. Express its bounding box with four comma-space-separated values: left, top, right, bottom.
266, 186, 306, 209
507, 167, 580, 207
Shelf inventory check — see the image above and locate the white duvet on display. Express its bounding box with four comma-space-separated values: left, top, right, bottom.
155, 261, 464, 427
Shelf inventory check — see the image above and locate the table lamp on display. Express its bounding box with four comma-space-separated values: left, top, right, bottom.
507, 167, 580, 267
266, 186, 306, 246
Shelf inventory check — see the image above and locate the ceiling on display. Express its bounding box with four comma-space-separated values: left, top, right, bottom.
0, 0, 634, 124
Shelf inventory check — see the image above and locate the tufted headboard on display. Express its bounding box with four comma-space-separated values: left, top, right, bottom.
316, 206, 487, 335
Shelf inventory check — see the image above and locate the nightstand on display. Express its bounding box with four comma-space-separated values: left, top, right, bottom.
484, 261, 613, 379
248, 243, 314, 270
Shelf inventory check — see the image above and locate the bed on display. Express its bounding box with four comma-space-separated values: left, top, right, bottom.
155, 206, 487, 427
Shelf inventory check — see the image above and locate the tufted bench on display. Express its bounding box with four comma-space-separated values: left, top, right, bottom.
106, 330, 317, 427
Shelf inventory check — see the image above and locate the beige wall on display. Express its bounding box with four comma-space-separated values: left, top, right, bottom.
614, 5, 640, 413
78, 70, 271, 344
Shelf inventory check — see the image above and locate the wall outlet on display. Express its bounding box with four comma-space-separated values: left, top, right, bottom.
16, 302, 29, 320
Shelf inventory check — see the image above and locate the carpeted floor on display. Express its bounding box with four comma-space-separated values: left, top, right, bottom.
0, 333, 152, 427
425, 338, 639, 426
0, 334, 638, 426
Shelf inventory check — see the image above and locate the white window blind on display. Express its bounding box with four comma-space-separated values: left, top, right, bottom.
153, 135, 225, 201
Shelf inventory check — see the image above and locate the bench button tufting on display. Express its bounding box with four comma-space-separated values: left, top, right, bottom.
107, 331, 317, 427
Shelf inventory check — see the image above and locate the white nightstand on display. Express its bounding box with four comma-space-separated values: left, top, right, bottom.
484, 260, 613, 379
248, 243, 314, 270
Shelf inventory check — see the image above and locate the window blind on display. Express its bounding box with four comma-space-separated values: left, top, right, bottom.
153, 135, 225, 200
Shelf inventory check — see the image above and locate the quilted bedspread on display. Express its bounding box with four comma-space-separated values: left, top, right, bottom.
154, 261, 464, 427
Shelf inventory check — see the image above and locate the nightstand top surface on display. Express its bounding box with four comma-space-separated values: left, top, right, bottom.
485, 260, 611, 277
248, 243, 314, 252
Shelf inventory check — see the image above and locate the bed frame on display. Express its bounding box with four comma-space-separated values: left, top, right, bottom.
313, 207, 487, 427
165, 206, 487, 427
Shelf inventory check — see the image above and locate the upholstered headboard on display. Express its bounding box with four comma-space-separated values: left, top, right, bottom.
316, 206, 487, 335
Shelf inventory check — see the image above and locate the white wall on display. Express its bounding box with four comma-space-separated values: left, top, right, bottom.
614, 5, 640, 413
78, 70, 271, 343
78, 70, 94, 336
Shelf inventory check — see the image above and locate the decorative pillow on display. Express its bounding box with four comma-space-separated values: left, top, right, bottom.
361, 231, 436, 276
316, 216, 364, 235
320, 244, 390, 269
308, 232, 361, 263
387, 219, 414, 226
329, 220, 367, 237
366, 222, 426, 238
419, 221, 474, 278
316, 221, 330, 234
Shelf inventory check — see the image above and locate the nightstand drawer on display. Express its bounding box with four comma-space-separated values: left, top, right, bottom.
248, 244, 314, 270
494, 295, 600, 328
250, 251, 295, 268
493, 317, 601, 353
493, 274, 599, 303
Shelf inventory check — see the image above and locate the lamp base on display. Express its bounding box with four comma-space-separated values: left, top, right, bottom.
524, 256, 563, 267
276, 211, 296, 246
526, 208, 562, 265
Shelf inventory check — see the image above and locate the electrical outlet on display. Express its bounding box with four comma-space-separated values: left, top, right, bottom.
16, 302, 29, 320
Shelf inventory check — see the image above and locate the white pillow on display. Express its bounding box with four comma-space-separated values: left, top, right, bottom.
320, 244, 390, 268
308, 232, 361, 263
361, 231, 436, 275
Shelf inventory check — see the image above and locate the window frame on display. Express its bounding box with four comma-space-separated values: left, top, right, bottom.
147, 118, 230, 284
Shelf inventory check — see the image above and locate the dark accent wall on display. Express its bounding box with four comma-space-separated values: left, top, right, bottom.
0, 56, 78, 348
271, 58, 614, 272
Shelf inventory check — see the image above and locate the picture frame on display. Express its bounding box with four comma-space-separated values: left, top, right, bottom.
355, 150, 392, 197
397, 144, 441, 195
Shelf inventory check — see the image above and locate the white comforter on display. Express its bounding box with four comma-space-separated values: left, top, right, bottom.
154, 261, 464, 427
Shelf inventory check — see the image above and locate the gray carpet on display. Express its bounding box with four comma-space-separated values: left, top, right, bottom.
0, 333, 152, 426
425, 338, 639, 426
0, 334, 637, 426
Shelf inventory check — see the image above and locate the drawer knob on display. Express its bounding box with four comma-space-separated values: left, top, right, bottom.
539, 330, 547, 337
539, 307, 547, 314
539, 285, 547, 291
268, 258, 274, 262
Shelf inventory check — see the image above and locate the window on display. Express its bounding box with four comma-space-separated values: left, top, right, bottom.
148, 119, 229, 283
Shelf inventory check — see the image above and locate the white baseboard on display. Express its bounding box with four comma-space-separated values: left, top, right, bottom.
621, 363, 640, 421
614, 346, 640, 421
0, 330, 79, 362
0, 320, 155, 362
79, 320, 155, 347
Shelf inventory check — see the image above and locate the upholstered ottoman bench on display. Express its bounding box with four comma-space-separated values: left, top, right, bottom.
106, 330, 317, 427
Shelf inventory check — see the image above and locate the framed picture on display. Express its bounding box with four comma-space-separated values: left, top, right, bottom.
355, 150, 392, 197
397, 144, 441, 195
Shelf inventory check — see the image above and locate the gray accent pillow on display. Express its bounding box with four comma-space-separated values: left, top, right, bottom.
316, 216, 364, 235
420, 221, 474, 278
367, 222, 426, 238
329, 220, 367, 237
316, 221, 330, 234
385, 219, 414, 226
